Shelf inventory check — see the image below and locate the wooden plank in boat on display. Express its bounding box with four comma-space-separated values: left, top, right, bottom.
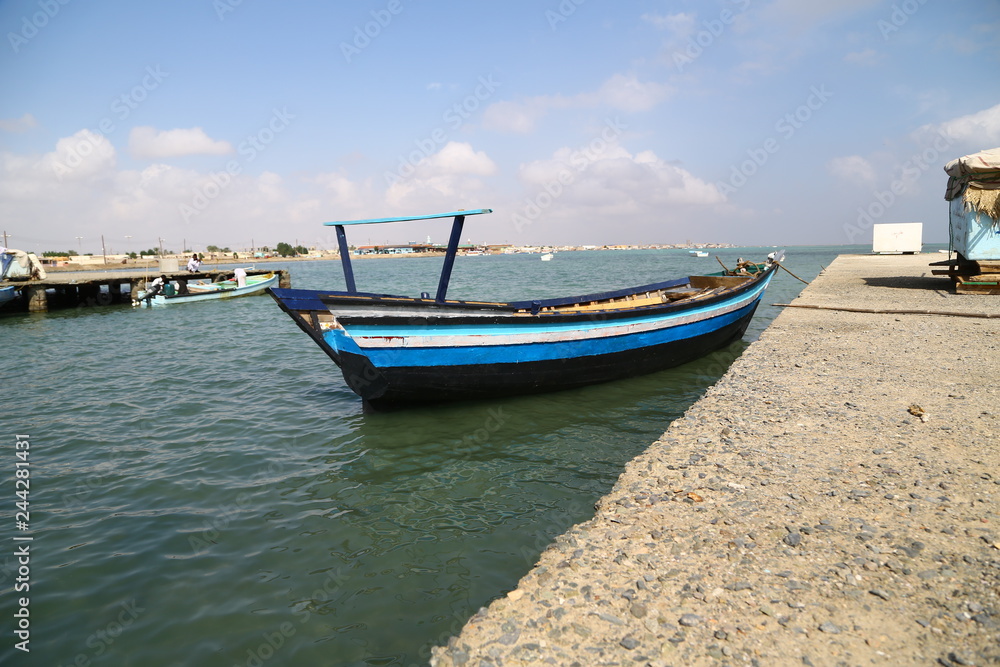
689, 275, 751, 289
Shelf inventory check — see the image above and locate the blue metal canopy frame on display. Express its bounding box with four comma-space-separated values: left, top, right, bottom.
323, 209, 493, 302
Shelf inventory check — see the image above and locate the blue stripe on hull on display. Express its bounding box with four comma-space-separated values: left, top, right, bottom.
341, 301, 760, 404
325, 297, 761, 369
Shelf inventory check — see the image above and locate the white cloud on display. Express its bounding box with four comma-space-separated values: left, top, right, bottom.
642, 11, 696, 43
482, 73, 670, 134
0, 126, 731, 251
129, 126, 233, 159
311, 171, 361, 202
928, 103, 1000, 147
761, 0, 885, 31
386, 142, 496, 210
0, 131, 501, 251
518, 143, 722, 207
0, 113, 38, 133
936, 23, 1000, 56
45, 130, 118, 181
702, 0, 883, 81
507, 142, 726, 241
595, 74, 671, 113
482, 100, 548, 134
420, 141, 496, 176
828, 155, 877, 186
0, 129, 330, 250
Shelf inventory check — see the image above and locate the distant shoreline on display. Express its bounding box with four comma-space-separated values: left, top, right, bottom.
43, 246, 746, 272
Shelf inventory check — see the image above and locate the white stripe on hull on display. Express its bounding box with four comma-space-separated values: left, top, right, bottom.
348, 282, 767, 350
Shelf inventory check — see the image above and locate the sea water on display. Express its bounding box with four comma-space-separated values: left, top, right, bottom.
0, 246, 917, 665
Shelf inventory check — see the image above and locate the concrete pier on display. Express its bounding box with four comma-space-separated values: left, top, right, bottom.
432, 254, 1000, 666
2, 268, 289, 312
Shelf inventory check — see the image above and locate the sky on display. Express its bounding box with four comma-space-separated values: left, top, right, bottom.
1, 0, 998, 254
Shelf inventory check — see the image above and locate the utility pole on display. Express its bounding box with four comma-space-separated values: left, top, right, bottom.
101, 235, 107, 264
76, 236, 83, 254
158, 237, 164, 257
2, 231, 8, 247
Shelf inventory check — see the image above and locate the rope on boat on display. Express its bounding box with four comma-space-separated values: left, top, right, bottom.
715, 256, 808, 284
775, 261, 809, 284
771, 303, 1000, 319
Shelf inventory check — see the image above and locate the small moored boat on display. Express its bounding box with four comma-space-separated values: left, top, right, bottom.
0, 285, 19, 308
135, 272, 278, 307
268, 209, 781, 407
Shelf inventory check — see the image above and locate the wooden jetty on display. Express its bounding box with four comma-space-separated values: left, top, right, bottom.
4, 268, 290, 312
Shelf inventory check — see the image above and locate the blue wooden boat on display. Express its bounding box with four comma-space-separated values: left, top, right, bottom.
268, 209, 780, 406
0, 285, 18, 308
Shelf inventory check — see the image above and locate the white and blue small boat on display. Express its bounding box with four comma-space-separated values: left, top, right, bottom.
135, 272, 278, 307
268, 210, 780, 406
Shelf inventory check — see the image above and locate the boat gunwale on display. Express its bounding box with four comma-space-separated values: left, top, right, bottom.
268, 264, 774, 326
304, 264, 774, 326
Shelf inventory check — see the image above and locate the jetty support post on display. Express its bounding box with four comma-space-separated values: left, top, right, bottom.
435, 215, 465, 303
335, 225, 357, 294
25, 285, 48, 312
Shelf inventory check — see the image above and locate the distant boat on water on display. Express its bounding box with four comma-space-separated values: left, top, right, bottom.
540, 252, 554, 261
268, 209, 781, 407
689, 250, 709, 257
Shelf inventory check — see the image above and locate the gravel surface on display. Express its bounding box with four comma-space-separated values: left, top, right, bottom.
431, 254, 1000, 666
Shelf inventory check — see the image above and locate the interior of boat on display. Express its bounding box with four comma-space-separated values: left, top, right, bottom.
513, 274, 753, 315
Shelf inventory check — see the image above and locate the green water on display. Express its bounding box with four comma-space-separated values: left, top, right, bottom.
0, 246, 902, 665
